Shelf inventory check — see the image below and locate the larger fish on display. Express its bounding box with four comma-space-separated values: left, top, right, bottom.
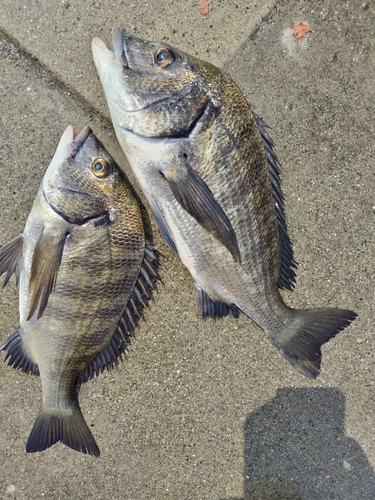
0, 125, 159, 456
92, 28, 356, 378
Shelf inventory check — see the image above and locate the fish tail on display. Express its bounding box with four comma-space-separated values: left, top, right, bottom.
26, 405, 100, 456
277, 308, 357, 379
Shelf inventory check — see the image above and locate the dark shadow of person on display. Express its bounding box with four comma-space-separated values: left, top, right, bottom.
241, 387, 375, 500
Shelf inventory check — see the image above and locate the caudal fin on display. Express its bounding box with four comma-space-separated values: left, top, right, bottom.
26, 406, 100, 456
278, 308, 357, 379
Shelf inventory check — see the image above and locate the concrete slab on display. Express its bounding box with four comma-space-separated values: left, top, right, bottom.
0, 0, 374, 499
226, 1, 375, 497
0, 0, 276, 117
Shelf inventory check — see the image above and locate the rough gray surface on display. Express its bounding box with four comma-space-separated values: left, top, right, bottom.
0, 0, 275, 117
0, 0, 374, 499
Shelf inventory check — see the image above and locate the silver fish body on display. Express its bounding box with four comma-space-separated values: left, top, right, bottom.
0, 125, 159, 456
92, 29, 356, 378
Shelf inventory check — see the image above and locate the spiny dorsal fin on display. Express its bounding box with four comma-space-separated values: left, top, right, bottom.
0, 234, 24, 287
0, 327, 39, 375
254, 113, 297, 290
196, 286, 240, 319
78, 242, 160, 385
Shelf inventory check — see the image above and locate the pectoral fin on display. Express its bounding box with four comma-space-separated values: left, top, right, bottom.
148, 196, 177, 252
28, 230, 69, 320
0, 234, 24, 287
163, 164, 241, 263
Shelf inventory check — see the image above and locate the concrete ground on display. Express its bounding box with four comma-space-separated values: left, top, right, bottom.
0, 0, 374, 498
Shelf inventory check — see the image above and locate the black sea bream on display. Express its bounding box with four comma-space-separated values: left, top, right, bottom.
92, 28, 356, 378
0, 125, 159, 455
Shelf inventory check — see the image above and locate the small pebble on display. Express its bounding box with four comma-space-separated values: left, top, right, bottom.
362, 2, 369, 10
356, 338, 363, 344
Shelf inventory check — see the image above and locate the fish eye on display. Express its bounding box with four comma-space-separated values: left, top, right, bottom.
155, 48, 175, 68
91, 158, 111, 178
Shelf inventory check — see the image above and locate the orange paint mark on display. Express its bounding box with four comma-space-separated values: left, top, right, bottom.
292, 22, 311, 39
198, 0, 209, 16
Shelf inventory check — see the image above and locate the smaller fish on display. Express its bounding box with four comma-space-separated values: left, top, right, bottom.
0, 125, 159, 456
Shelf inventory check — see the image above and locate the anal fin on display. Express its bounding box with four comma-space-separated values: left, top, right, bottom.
196, 286, 240, 319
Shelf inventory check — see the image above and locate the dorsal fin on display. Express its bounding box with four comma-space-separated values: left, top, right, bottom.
0, 327, 39, 375
78, 242, 160, 385
254, 113, 297, 290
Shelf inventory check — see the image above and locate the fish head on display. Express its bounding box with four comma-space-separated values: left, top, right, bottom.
92, 28, 222, 138
43, 125, 123, 225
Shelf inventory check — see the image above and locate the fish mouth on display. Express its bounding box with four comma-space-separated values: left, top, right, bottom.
92, 31, 175, 115
41, 125, 91, 191
112, 27, 129, 67
68, 125, 92, 157
92, 27, 128, 68
57, 125, 92, 158
92, 36, 115, 63
115, 94, 174, 116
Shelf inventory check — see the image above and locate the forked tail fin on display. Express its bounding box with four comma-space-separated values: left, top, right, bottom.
26, 405, 100, 456
277, 308, 357, 379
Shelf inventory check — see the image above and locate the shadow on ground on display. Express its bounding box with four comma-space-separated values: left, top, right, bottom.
241, 387, 375, 499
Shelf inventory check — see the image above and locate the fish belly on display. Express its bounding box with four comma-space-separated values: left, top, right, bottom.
163, 195, 290, 332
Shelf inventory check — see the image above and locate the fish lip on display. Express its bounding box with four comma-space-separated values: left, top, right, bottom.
58, 125, 76, 154
59, 124, 92, 158
92, 29, 129, 69
92, 35, 114, 60
68, 126, 92, 157
112, 27, 129, 68
54, 205, 109, 226
117, 100, 209, 140
115, 94, 174, 115
57, 187, 93, 197
116, 122, 172, 142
